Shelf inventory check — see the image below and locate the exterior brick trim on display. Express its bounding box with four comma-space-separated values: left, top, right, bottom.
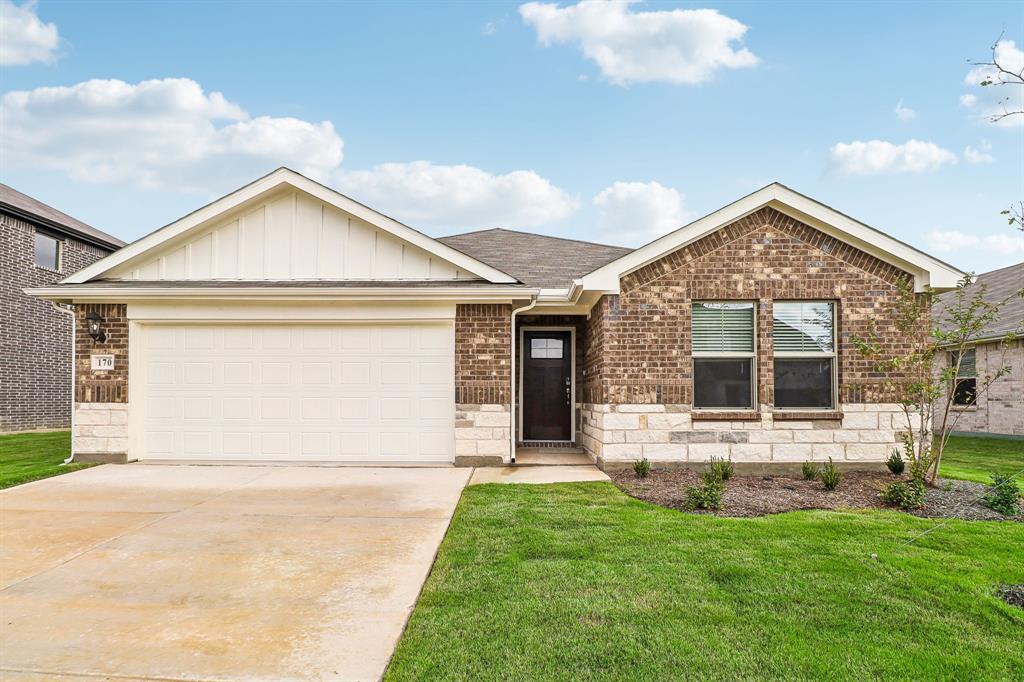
455, 304, 511, 404
75, 303, 128, 403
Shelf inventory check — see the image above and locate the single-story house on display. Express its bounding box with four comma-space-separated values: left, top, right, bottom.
28, 168, 964, 468
1, 184, 125, 433
933, 261, 1024, 438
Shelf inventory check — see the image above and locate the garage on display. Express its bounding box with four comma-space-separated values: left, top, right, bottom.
135, 322, 455, 462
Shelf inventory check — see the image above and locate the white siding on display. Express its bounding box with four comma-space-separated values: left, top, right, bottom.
111, 190, 473, 281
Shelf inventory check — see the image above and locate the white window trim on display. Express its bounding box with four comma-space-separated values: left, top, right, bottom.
691, 301, 757, 411
772, 301, 838, 410
518, 326, 576, 443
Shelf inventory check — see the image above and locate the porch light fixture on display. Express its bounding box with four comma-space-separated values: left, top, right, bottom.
85, 311, 106, 343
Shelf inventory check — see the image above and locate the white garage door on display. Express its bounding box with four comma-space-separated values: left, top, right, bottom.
136, 323, 454, 462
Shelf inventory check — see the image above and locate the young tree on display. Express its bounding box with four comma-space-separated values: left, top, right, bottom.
852, 275, 1023, 485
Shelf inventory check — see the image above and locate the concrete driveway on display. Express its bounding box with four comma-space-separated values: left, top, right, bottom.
0, 464, 471, 682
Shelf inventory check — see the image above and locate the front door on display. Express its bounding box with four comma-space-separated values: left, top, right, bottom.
522, 330, 572, 441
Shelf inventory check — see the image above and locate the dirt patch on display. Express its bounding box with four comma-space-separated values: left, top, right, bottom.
997, 585, 1024, 609
609, 468, 1022, 521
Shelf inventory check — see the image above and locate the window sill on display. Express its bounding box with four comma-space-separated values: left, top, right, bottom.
772, 410, 843, 421
691, 410, 760, 422
34, 264, 62, 275
951, 405, 977, 412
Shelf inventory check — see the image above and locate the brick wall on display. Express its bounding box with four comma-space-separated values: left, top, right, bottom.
75, 303, 129, 403
0, 211, 112, 432
934, 339, 1024, 437
583, 206, 917, 406
455, 304, 511, 404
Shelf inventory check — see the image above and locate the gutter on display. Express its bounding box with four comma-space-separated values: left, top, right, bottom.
24, 285, 539, 303
50, 302, 76, 464
509, 296, 539, 464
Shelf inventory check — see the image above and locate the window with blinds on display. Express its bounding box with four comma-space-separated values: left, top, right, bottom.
772, 302, 836, 409
952, 349, 976, 406
691, 302, 755, 409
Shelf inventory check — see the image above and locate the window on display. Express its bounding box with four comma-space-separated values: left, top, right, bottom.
691, 302, 755, 409
951, 349, 976, 406
530, 338, 563, 359
34, 232, 61, 270
773, 301, 835, 409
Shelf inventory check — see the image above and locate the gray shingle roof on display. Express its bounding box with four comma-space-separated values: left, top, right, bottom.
0, 183, 125, 249
936, 261, 1024, 341
438, 228, 632, 288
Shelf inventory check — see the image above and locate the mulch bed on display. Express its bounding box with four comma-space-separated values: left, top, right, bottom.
609, 468, 1022, 521
997, 585, 1024, 609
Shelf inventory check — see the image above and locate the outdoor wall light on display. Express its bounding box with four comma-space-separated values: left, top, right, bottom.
85, 311, 106, 343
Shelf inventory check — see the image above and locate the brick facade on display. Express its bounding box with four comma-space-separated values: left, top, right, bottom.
455, 304, 512, 404
75, 303, 129, 404
0, 211, 113, 432
934, 339, 1024, 437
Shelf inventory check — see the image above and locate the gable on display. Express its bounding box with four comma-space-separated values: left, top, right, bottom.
64, 168, 516, 285
105, 189, 472, 281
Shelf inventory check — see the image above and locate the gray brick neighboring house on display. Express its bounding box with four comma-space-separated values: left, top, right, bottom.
1, 184, 125, 433
934, 261, 1024, 438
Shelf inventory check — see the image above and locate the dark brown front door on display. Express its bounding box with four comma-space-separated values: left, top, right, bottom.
522, 330, 572, 441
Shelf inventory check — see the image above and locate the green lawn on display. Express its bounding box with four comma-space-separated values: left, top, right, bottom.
387, 482, 1023, 681
940, 435, 1024, 484
0, 430, 95, 489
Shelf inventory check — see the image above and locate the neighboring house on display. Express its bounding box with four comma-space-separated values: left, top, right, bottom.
934, 262, 1024, 438
28, 168, 963, 467
1, 185, 125, 433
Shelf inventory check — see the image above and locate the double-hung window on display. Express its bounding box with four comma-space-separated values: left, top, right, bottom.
951, 349, 976, 406
691, 302, 755, 409
772, 301, 836, 409
34, 231, 61, 270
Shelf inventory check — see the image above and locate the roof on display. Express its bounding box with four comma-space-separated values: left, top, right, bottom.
936, 261, 1024, 342
438, 228, 633, 289
0, 183, 125, 250
580, 183, 965, 293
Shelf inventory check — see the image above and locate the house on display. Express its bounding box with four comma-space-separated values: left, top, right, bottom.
934, 262, 1024, 438
1, 184, 125, 433
28, 168, 964, 467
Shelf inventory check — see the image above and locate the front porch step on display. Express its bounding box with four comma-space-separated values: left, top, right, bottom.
514, 448, 593, 466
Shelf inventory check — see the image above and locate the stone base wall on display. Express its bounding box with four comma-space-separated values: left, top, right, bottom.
73, 402, 129, 463
454, 403, 511, 465
581, 403, 921, 468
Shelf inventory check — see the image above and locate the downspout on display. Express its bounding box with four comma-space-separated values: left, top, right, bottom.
509, 297, 538, 465
51, 302, 76, 464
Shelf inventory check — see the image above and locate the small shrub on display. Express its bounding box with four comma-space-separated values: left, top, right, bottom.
710, 455, 734, 481
801, 461, 818, 481
685, 468, 725, 511
881, 479, 926, 510
819, 458, 842, 491
886, 449, 905, 475
633, 457, 651, 479
981, 474, 1021, 516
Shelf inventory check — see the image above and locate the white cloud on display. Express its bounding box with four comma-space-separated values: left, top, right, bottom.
924, 229, 1024, 266
963, 140, 994, 164
0, 77, 343, 192
519, 0, 758, 85
0, 0, 59, 65
482, 21, 497, 36
592, 181, 691, 245
334, 161, 578, 230
962, 39, 1024, 127
894, 99, 917, 121
828, 139, 957, 175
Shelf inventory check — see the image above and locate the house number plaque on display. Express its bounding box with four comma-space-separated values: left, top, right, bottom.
91, 354, 115, 371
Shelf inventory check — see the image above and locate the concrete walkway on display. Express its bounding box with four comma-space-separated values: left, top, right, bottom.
0, 464, 470, 682
469, 464, 610, 485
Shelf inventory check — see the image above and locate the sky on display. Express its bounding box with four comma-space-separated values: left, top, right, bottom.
1, 0, 1022, 273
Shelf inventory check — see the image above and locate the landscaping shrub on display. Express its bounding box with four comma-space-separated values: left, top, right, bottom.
819, 458, 841, 491
880, 479, 926, 510
801, 461, 818, 481
886, 448, 905, 475
685, 468, 725, 511
980, 474, 1021, 516
710, 456, 734, 481
633, 457, 651, 479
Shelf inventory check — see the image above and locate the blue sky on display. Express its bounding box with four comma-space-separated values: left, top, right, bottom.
2, 0, 1022, 272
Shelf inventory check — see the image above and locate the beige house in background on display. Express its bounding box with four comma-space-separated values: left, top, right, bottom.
934, 261, 1024, 438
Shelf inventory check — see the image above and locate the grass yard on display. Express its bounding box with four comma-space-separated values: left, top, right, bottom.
386, 482, 1023, 681
940, 435, 1024, 484
0, 430, 94, 489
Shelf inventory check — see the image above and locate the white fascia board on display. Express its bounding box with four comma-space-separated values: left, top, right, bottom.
25, 285, 537, 304
580, 183, 964, 293
63, 168, 517, 285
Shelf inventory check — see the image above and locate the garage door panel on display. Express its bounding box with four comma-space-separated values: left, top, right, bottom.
137, 323, 454, 462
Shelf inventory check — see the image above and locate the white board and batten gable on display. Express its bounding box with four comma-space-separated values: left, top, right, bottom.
65, 168, 516, 285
